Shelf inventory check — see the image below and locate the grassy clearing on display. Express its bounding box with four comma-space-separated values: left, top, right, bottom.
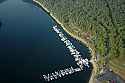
109, 54, 125, 80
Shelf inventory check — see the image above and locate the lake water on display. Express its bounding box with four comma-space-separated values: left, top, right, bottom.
0, 0, 92, 83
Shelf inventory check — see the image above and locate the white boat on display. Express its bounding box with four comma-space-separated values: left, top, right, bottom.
85, 58, 88, 62
81, 59, 89, 68
52, 25, 90, 68
61, 36, 67, 41
53, 25, 60, 33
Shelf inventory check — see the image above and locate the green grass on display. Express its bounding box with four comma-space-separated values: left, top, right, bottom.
109, 54, 125, 80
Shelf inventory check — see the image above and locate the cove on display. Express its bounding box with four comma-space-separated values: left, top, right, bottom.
0, 0, 92, 83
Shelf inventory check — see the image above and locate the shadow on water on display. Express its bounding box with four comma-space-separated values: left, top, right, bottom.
0, 0, 7, 4
0, 20, 2, 28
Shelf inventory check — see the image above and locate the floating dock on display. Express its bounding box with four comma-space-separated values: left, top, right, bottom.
52, 25, 89, 69
41, 25, 90, 82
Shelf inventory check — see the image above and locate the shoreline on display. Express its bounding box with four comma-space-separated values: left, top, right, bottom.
33, 0, 97, 83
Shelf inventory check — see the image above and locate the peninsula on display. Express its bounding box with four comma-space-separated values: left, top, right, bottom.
33, 0, 125, 83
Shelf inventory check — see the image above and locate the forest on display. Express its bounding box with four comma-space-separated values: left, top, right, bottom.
36, 0, 125, 79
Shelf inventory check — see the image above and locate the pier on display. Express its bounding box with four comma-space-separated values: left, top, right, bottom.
42, 66, 81, 82
53, 25, 89, 69
41, 25, 90, 82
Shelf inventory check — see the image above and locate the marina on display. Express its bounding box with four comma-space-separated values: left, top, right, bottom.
42, 66, 82, 82
53, 25, 90, 69
41, 25, 90, 82
0, 0, 92, 83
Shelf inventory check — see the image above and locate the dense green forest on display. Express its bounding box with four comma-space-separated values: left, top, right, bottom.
36, 0, 125, 79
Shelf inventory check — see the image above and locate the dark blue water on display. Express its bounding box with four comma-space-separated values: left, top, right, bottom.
0, 0, 92, 83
